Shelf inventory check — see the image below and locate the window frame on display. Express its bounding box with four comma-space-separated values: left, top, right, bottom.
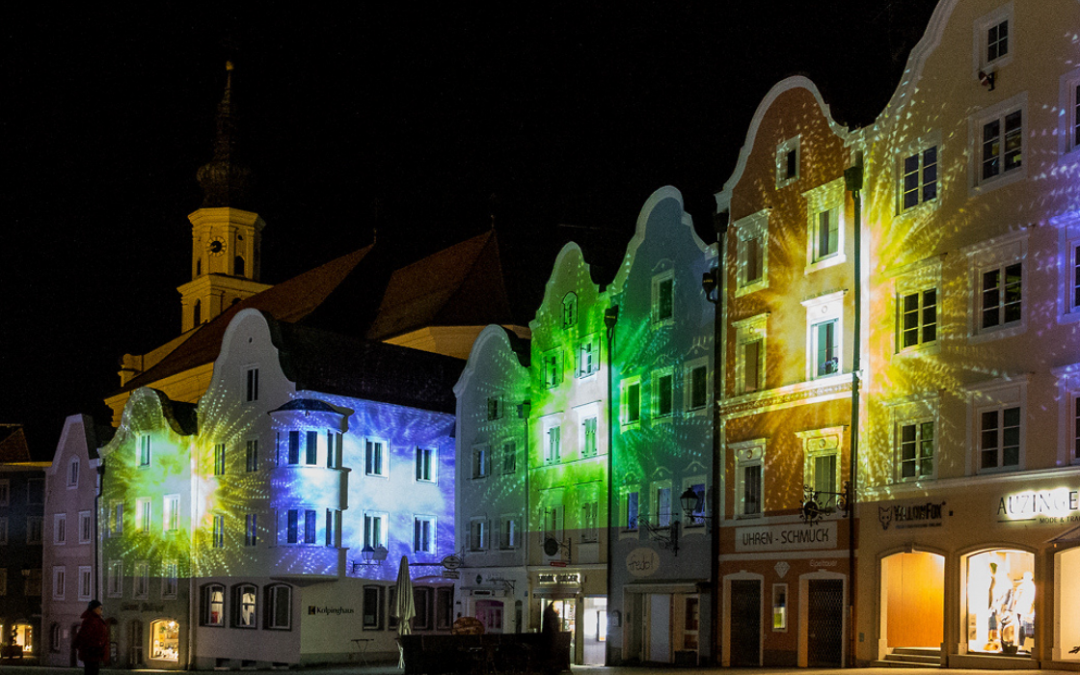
233, 583, 258, 628
472, 444, 491, 478
577, 336, 600, 378
802, 291, 845, 380
107, 561, 123, 598
1058, 67, 1080, 162
651, 270, 675, 326
244, 366, 260, 403
134, 561, 149, 599
362, 585, 385, 630
734, 209, 769, 296
684, 358, 710, 414
266, 584, 292, 630
246, 439, 259, 472
501, 439, 517, 475
775, 135, 801, 188
364, 438, 389, 477
732, 440, 765, 519
77, 566, 92, 601
542, 418, 562, 465
895, 266, 940, 354
52, 566, 65, 600
542, 348, 563, 388
967, 378, 1027, 475
53, 513, 66, 545
898, 142, 939, 213
67, 457, 80, 488
363, 511, 388, 551
201, 583, 226, 627
135, 497, 151, 533
414, 515, 436, 555
797, 427, 844, 509
499, 515, 520, 550
469, 517, 490, 552
562, 292, 578, 328
415, 446, 436, 483
803, 177, 846, 272
79, 511, 93, 544
620, 377, 642, 428
734, 314, 767, 395
965, 231, 1027, 342
651, 367, 675, 420
138, 434, 151, 467
972, 3, 1014, 76
969, 93, 1027, 194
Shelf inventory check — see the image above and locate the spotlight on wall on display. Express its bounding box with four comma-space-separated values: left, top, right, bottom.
978, 70, 996, 91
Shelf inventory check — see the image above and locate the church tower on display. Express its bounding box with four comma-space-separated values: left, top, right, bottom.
177, 62, 271, 333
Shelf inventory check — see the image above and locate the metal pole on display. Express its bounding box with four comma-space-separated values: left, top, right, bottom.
844, 159, 863, 668
708, 212, 728, 666
604, 306, 618, 666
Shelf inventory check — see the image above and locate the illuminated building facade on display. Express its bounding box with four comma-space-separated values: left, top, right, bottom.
99, 309, 461, 669
41, 415, 107, 666
0, 426, 49, 660
453, 325, 531, 633
714, 77, 858, 667
606, 188, 716, 665
856, 0, 1080, 669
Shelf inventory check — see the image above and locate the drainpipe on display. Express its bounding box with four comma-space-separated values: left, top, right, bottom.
521, 398, 530, 632
709, 212, 728, 667
603, 305, 619, 666
844, 157, 863, 668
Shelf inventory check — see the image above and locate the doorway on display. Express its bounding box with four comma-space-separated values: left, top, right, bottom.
582, 597, 606, 665
880, 551, 944, 651
729, 579, 761, 666
807, 579, 844, 666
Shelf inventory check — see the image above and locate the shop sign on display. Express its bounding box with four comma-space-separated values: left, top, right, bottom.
878, 501, 947, 531
998, 487, 1080, 523
307, 605, 356, 616
538, 573, 580, 585
735, 521, 836, 552
626, 548, 660, 578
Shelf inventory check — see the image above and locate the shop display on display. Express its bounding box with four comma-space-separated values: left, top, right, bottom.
966, 550, 1034, 655
150, 619, 179, 662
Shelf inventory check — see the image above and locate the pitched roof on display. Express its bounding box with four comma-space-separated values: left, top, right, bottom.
268, 319, 464, 414
366, 230, 526, 340
116, 245, 378, 395
0, 425, 31, 463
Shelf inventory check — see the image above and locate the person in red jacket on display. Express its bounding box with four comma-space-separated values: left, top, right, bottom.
74, 600, 109, 675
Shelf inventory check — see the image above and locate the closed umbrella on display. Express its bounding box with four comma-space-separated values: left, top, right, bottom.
393, 556, 415, 668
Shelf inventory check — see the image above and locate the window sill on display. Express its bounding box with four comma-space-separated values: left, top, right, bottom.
652, 414, 673, 425
894, 342, 941, 357
896, 197, 939, 220
735, 279, 768, 298
969, 322, 1025, 345
804, 253, 847, 275
651, 318, 675, 329
969, 166, 1026, 198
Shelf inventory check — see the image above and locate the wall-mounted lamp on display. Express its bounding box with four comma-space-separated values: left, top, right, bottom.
978, 70, 996, 91
679, 486, 711, 528
701, 269, 720, 305
352, 544, 389, 571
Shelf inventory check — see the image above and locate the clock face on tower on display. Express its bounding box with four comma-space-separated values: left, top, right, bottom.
207, 237, 226, 256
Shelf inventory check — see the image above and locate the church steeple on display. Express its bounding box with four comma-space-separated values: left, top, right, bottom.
196, 61, 254, 209
177, 62, 271, 333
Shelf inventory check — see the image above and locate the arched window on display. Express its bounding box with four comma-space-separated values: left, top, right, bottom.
201, 584, 225, 626
193, 300, 202, 326
233, 584, 257, 628
49, 623, 60, 653
234, 256, 245, 276
265, 583, 292, 630
149, 619, 178, 662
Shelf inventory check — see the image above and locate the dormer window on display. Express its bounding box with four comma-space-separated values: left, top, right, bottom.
562, 293, 578, 328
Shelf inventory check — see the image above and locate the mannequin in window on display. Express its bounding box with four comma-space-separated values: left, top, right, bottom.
1011, 571, 1035, 651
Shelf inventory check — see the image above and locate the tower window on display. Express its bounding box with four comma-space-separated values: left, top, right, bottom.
235, 256, 245, 276
193, 300, 202, 326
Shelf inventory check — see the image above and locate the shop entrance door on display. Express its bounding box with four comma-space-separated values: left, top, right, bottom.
882, 551, 943, 649
729, 580, 761, 666
582, 597, 606, 665
475, 600, 504, 633
807, 579, 844, 667
647, 593, 671, 663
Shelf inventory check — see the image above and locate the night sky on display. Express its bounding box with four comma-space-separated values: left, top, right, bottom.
3, 2, 939, 457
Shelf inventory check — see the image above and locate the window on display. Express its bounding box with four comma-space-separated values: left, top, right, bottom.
473, 444, 491, 477
734, 314, 767, 394
653, 369, 674, 418
580, 501, 599, 543
202, 584, 225, 626
543, 349, 563, 388
0, 569, 6, 596
286, 510, 299, 544
1059, 68, 1080, 158
776, 135, 800, 188
652, 271, 675, 325
139, 434, 151, 466
245, 514, 258, 547
326, 431, 341, 469
234, 583, 257, 628
501, 440, 517, 474
562, 292, 578, 328
68, 458, 79, 488
108, 561, 122, 597
813, 208, 840, 262
683, 481, 706, 527
900, 146, 938, 211
365, 439, 386, 476
134, 561, 149, 598
986, 18, 1008, 63
621, 378, 641, 426
305, 430, 318, 465
246, 439, 258, 472
487, 397, 503, 421
577, 338, 599, 377
969, 379, 1026, 474
287, 430, 301, 464
304, 509, 317, 544
545, 425, 561, 464
78, 566, 92, 601
164, 494, 179, 532
980, 406, 1022, 471
543, 502, 564, 543
804, 177, 845, 271
972, 95, 1027, 191
685, 361, 709, 411
364, 512, 387, 550
0, 517, 7, 545
735, 209, 769, 294
162, 561, 178, 597
414, 516, 435, 554
52, 566, 65, 600
799, 427, 843, 508
623, 491, 639, 530
213, 514, 225, 548
732, 440, 765, 518
967, 231, 1027, 340
362, 585, 384, 630
54, 513, 66, 545
25, 568, 42, 596
136, 497, 151, 532
773, 584, 788, 631
415, 447, 435, 482
899, 288, 938, 350
27, 516, 43, 543
899, 420, 935, 480
28, 478, 44, 504
653, 484, 672, 528
110, 501, 123, 537
266, 584, 292, 630
974, 4, 1013, 72
581, 417, 598, 457
499, 516, 519, 550
79, 511, 92, 544
245, 367, 259, 402
414, 587, 434, 631
469, 518, 489, 552
437, 587, 454, 630
803, 291, 845, 380
981, 262, 1022, 331
213, 443, 226, 475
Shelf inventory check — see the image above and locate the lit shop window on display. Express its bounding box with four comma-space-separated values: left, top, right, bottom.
150, 619, 179, 662
966, 550, 1034, 656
